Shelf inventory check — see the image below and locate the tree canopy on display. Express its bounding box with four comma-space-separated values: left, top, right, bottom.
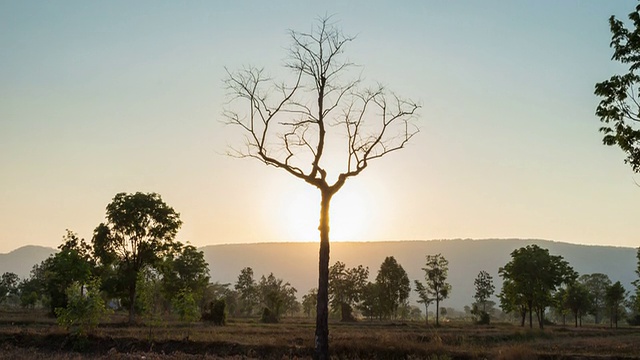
499, 244, 574, 329
223, 16, 419, 359
92, 192, 182, 324
595, 3, 640, 173
420, 254, 451, 326
328, 261, 369, 321
375, 256, 410, 320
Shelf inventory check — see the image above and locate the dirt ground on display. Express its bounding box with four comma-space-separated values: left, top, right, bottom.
1, 311, 639, 359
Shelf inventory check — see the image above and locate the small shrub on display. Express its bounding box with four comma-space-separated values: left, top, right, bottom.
261, 307, 278, 323
626, 314, 640, 326
202, 298, 226, 325
475, 311, 491, 325
172, 289, 200, 323
55, 278, 111, 336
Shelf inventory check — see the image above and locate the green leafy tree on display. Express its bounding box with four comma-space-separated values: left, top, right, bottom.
55, 277, 110, 336
563, 282, 591, 327
223, 16, 419, 359
552, 287, 570, 326
234, 267, 259, 316
0, 272, 19, 305
375, 256, 410, 319
43, 230, 95, 315
421, 254, 451, 326
328, 261, 369, 321
172, 288, 200, 338
595, 4, 640, 173
579, 273, 611, 324
499, 244, 574, 329
499, 279, 528, 327
92, 192, 182, 324
302, 288, 318, 318
160, 243, 210, 306
473, 270, 495, 312
257, 273, 297, 322
472, 270, 495, 325
413, 280, 433, 325
136, 267, 165, 340
358, 282, 381, 320
632, 248, 640, 315
606, 281, 627, 329
18, 263, 47, 309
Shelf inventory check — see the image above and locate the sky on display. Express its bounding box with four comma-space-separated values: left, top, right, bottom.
1, 1, 638, 254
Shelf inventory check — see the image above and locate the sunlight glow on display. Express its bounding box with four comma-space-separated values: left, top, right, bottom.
283, 185, 371, 242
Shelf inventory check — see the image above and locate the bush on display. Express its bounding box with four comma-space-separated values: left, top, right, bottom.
627, 314, 640, 326
55, 278, 111, 336
475, 311, 491, 325
202, 298, 226, 325
261, 307, 278, 323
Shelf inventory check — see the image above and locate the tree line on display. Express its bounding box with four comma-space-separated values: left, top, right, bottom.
1, 192, 640, 334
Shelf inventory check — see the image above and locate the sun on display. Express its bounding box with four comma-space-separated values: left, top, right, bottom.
282, 184, 371, 242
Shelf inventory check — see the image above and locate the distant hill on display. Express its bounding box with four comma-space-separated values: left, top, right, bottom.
200, 239, 638, 310
0, 245, 56, 279
1, 240, 636, 311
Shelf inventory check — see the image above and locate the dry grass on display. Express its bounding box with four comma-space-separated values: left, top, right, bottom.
1, 310, 640, 359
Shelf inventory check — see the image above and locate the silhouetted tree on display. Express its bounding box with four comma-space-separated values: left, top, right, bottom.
606, 281, 627, 329
18, 263, 46, 309
499, 279, 528, 327
595, 3, 640, 173
563, 282, 591, 327
579, 273, 611, 324
223, 17, 418, 359
358, 282, 381, 320
473, 270, 495, 324
43, 230, 95, 315
421, 254, 451, 326
499, 244, 575, 329
328, 261, 369, 321
413, 280, 433, 325
92, 192, 182, 324
235, 267, 258, 316
159, 243, 210, 306
302, 288, 318, 318
632, 248, 640, 316
473, 270, 494, 311
0, 272, 19, 305
257, 273, 297, 322
376, 256, 410, 319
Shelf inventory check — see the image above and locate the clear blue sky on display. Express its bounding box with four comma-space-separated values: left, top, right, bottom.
1, 1, 638, 253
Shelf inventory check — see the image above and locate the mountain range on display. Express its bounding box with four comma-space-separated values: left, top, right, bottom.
1, 239, 636, 310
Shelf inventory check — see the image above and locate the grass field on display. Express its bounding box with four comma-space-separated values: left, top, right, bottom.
1, 310, 639, 359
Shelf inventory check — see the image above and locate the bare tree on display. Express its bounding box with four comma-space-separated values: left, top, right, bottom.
223, 17, 419, 359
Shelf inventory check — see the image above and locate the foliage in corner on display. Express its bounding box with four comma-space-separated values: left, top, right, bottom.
55, 277, 111, 336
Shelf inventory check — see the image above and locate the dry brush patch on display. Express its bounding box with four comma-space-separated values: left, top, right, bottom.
1, 312, 640, 359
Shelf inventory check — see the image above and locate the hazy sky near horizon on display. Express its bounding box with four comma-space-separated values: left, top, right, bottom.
1, 1, 638, 254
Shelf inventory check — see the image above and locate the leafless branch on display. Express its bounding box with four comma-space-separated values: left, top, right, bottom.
223, 16, 419, 194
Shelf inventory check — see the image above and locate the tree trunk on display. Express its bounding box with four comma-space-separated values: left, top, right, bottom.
528, 302, 533, 329
435, 298, 440, 326
424, 305, 428, 326
128, 283, 136, 324
314, 191, 332, 360
574, 312, 578, 328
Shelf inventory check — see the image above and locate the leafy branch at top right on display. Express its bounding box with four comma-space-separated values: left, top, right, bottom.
595, 3, 640, 174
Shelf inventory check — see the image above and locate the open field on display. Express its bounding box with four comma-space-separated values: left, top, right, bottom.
1, 310, 639, 359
